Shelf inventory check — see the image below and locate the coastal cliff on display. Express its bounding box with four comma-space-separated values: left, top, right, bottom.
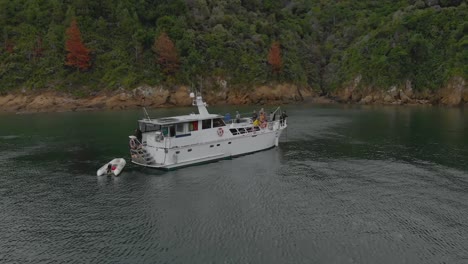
332, 76, 467, 106
0, 84, 312, 113
0, 79, 466, 113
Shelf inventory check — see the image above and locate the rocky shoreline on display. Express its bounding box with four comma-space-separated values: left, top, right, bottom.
331, 76, 467, 107
0, 78, 466, 113
0, 85, 313, 113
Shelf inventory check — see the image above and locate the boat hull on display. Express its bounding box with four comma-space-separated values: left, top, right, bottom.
132, 128, 283, 170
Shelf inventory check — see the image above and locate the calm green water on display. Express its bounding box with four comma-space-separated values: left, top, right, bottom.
1, 104, 467, 264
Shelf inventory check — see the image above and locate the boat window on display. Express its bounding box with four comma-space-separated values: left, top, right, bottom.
176, 123, 191, 137
176, 123, 185, 133
189, 121, 198, 131
213, 118, 225, 128
202, 119, 212, 130
162, 127, 169, 137
229, 129, 239, 135
139, 122, 161, 133
169, 126, 176, 137
162, 126, 175, 137
246, 127, 253, 133
239, 128, 247, 134
254, 127, 260, 131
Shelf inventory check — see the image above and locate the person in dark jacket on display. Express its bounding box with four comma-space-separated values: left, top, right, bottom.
252, 110, 258, 121
134, 128, 142, 142
280, 111, 288, 126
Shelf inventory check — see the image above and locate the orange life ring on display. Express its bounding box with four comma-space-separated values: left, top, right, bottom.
217, 127, 224, 137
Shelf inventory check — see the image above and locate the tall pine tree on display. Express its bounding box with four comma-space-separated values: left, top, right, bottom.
65, 18, 91, 70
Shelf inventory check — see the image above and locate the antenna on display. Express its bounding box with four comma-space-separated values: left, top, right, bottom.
193, 75, 203, 97
199, 77, 203, 95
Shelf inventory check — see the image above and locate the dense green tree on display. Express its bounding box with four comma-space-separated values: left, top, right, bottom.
0, 0, 465, 93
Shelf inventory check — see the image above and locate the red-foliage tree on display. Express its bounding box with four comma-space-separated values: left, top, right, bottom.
65, 18, 91, 70
267, 41, 282, 74
153, 32, 179, 75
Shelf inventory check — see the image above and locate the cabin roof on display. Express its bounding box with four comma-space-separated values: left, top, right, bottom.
139, 113, 223, 125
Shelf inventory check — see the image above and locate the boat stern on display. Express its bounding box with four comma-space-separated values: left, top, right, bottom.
129, 136, 157, 166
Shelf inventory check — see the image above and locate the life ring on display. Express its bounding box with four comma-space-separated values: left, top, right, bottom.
217, 127, 224, 137
260, 122, 267, 129
129, 138, 137, 149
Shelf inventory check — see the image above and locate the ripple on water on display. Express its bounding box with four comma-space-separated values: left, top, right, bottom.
1, 106, 468, 263
279, 158, 468, 263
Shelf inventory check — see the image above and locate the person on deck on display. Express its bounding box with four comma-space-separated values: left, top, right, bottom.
259, 111, 265, 122
224, 113, 231, 123
134, 128, 142, 143
252, 110, 258, 121
280, 111, 288, 126
235, 111, 241, 123
253, 119, 260, 127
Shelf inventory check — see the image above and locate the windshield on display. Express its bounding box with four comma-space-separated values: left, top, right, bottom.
139, 121, 161, 133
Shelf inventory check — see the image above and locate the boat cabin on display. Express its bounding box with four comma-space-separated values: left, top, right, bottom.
137, 115, 226, 139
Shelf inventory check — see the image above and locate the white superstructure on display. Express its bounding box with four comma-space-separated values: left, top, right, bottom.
129, 93, 287, 170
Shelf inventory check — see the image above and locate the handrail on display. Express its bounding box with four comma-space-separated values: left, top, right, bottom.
143, 107, 152, 121
219, 107, 282, 120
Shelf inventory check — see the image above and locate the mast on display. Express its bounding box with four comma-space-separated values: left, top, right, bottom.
190, 92, 210, 117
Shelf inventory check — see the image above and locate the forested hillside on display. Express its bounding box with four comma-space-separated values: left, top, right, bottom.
0, 0, 466, 95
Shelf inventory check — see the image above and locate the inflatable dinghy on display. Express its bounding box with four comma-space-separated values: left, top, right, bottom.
97, 158, 126, 176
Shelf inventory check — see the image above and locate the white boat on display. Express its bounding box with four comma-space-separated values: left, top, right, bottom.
97, 158, 126, 176
128, 93, 287, 170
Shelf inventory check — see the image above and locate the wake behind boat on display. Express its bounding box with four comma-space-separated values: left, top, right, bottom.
128, 93, 288, 170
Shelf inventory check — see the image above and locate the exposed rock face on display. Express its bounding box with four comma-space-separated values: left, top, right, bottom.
0, 84, 311, 113
330, 76, 466, 107
399, 89, 412, 103
1, 77, 466, 113
169, 86, 192, 106
383, 94, 394, 103
361, 95, 373, 104
1, 95, 30, 112
335, 75, 362, 102
225, 84, 306, 105
132, 85, 170, 107
387, 86, 399, 99
404, 80, 414, 97
351, 91, 362, 102
440, 77, 465, 106
463, 89, 468, 103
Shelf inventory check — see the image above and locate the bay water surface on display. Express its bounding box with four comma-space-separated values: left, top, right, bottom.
1, 104, 467, 263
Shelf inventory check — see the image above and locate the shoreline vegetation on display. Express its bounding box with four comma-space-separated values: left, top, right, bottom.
0, 78, 466, 114
1, 1, 466, 113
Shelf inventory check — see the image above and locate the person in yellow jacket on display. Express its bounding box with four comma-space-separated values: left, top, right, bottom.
253, 119, 260, 127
